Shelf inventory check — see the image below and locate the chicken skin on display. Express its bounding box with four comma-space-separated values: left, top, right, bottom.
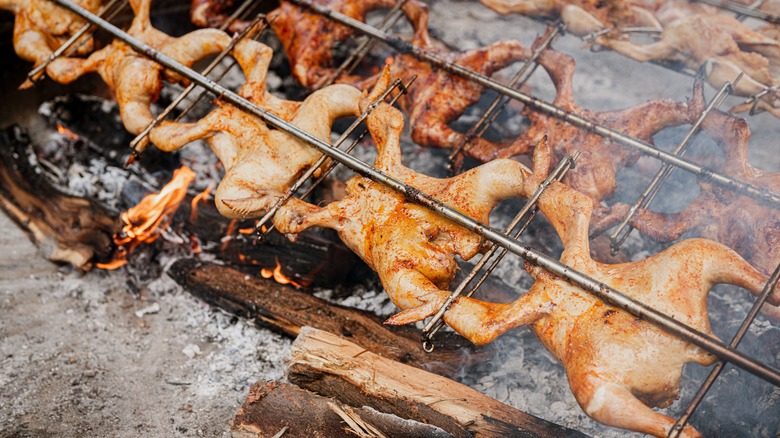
269, 0, 429, 90
44, 0, 233, 135
594, 107, 780, 320
594, 10, 780, 117
463, 47, 703, 221
478, 0, 663, 36
0, 0, 101, 88
274, 69, 551, 342
190, 0, 251, 34
148, 39, 362, 219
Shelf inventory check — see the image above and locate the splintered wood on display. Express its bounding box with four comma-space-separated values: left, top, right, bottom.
280, 327, 585, 438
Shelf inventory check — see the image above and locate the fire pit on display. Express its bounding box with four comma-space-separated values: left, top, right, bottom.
1, 0, 779, 437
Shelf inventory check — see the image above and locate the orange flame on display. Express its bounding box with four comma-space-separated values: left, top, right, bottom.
97, 166, 196, 270
56, 124, 79, 140
189, 183, 213, 223
260, 258, 303, 287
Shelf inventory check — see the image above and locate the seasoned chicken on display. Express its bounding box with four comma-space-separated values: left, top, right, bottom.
339, 5, 533, 154
148, 39, 362, 219
594, 108, 780, 319
190, 0, 251, 34
44, 0, 233, 135
274, 68, 550, 343
594, 10, 780, 116
478, 0, 663, 36
1, 0, 101, 88
463, 48, 703, 221
269, 0, 429, 89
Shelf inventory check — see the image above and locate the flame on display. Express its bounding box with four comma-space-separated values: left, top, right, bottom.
189, 183, 213, 223
97, 166, 196, 270
260, 258, 303, 287
56, 124, 79, 140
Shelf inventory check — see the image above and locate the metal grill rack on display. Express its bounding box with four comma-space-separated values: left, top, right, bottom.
38, 0, 780, 435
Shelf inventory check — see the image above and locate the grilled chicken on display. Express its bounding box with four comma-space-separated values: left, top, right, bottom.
0, 0, 101, 88
273, 68, 550, 341
463, 47, 703, 220
190, 0, 251, 34
478, 0, 663, 36
44, 0, 233, 135
148, 39, 362, 219
594, 10, 780, 117
594, 108, 780, 320
338, 3, 533, 154
269, 0, 429, 89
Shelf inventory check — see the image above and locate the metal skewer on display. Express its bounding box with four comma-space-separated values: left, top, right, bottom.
446, 22, 561, 173
26, 0, 128, 85
669, 261, 780, 438
696, 0, 780, 24
253, 76, 414, 234
321, 0, 410, 87
422, 150, 579, 351
608, 76, 739, 254
53, 0, 780, 388
288, 0, 780, 209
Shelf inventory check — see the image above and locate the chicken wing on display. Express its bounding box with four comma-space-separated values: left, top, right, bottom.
1, 0, 101, 88
463, 47, 703, 219
148, 39, 362, 219
44, 0, 233, 135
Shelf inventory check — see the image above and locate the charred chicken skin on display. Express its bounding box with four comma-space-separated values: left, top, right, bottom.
274, 68, 551, 342
148, 39, 363, 219
594, 9, 780, 116
478, 0, 663, 36
1, 0, 101, 88
44, 0, 233, 135
464, 47, 703, 220
593, 107, 780, 320
269, 0, 429, 90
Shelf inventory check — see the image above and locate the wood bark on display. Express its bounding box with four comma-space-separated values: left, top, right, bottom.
168, 258, 489, 378
231, 380, 451, 438
287, 327, 587, 438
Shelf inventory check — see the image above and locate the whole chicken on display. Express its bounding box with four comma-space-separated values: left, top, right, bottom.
44, 0, 233, 135
593, 107, 780, 320
269, 0, 429, 90
0, 0, 101, 88
274, 68, 551, 341
339, 3, 533, 154
594, 10, 780, 117
148, 39, 363, 219
478, 0, 663, 36
462, 47, 704, 224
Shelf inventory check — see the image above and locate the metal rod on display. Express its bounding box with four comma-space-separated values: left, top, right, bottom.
668, 261, 780, 438
290, 0, 780, 209
26, 0, 127, 84
608, 77, 737, 253
54, 0, 780, 387
259, 76, 415, 236
128, 13, 268, 156
446, 23, 561, 172
322, 0, 409, 87
695, 0, 780, 24
253, 77, 410, 232
422, 151, 578, 350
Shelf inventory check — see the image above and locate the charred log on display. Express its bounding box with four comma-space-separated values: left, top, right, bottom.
0, 125, 118, 270
231, 380, 451, 438
168, 258, 486, 378
287, 327, 586, 438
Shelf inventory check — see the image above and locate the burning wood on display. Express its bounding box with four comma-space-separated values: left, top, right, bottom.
97, 166, 195, 270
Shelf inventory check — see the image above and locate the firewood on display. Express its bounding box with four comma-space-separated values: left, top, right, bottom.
287, 327, 586, 438
168, 258, 488, 378
231, 380, 451, 438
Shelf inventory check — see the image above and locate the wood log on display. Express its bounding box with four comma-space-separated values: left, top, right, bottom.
287, 327, 586, 438
231, 380, 451, 438
168, 258, 488, 378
